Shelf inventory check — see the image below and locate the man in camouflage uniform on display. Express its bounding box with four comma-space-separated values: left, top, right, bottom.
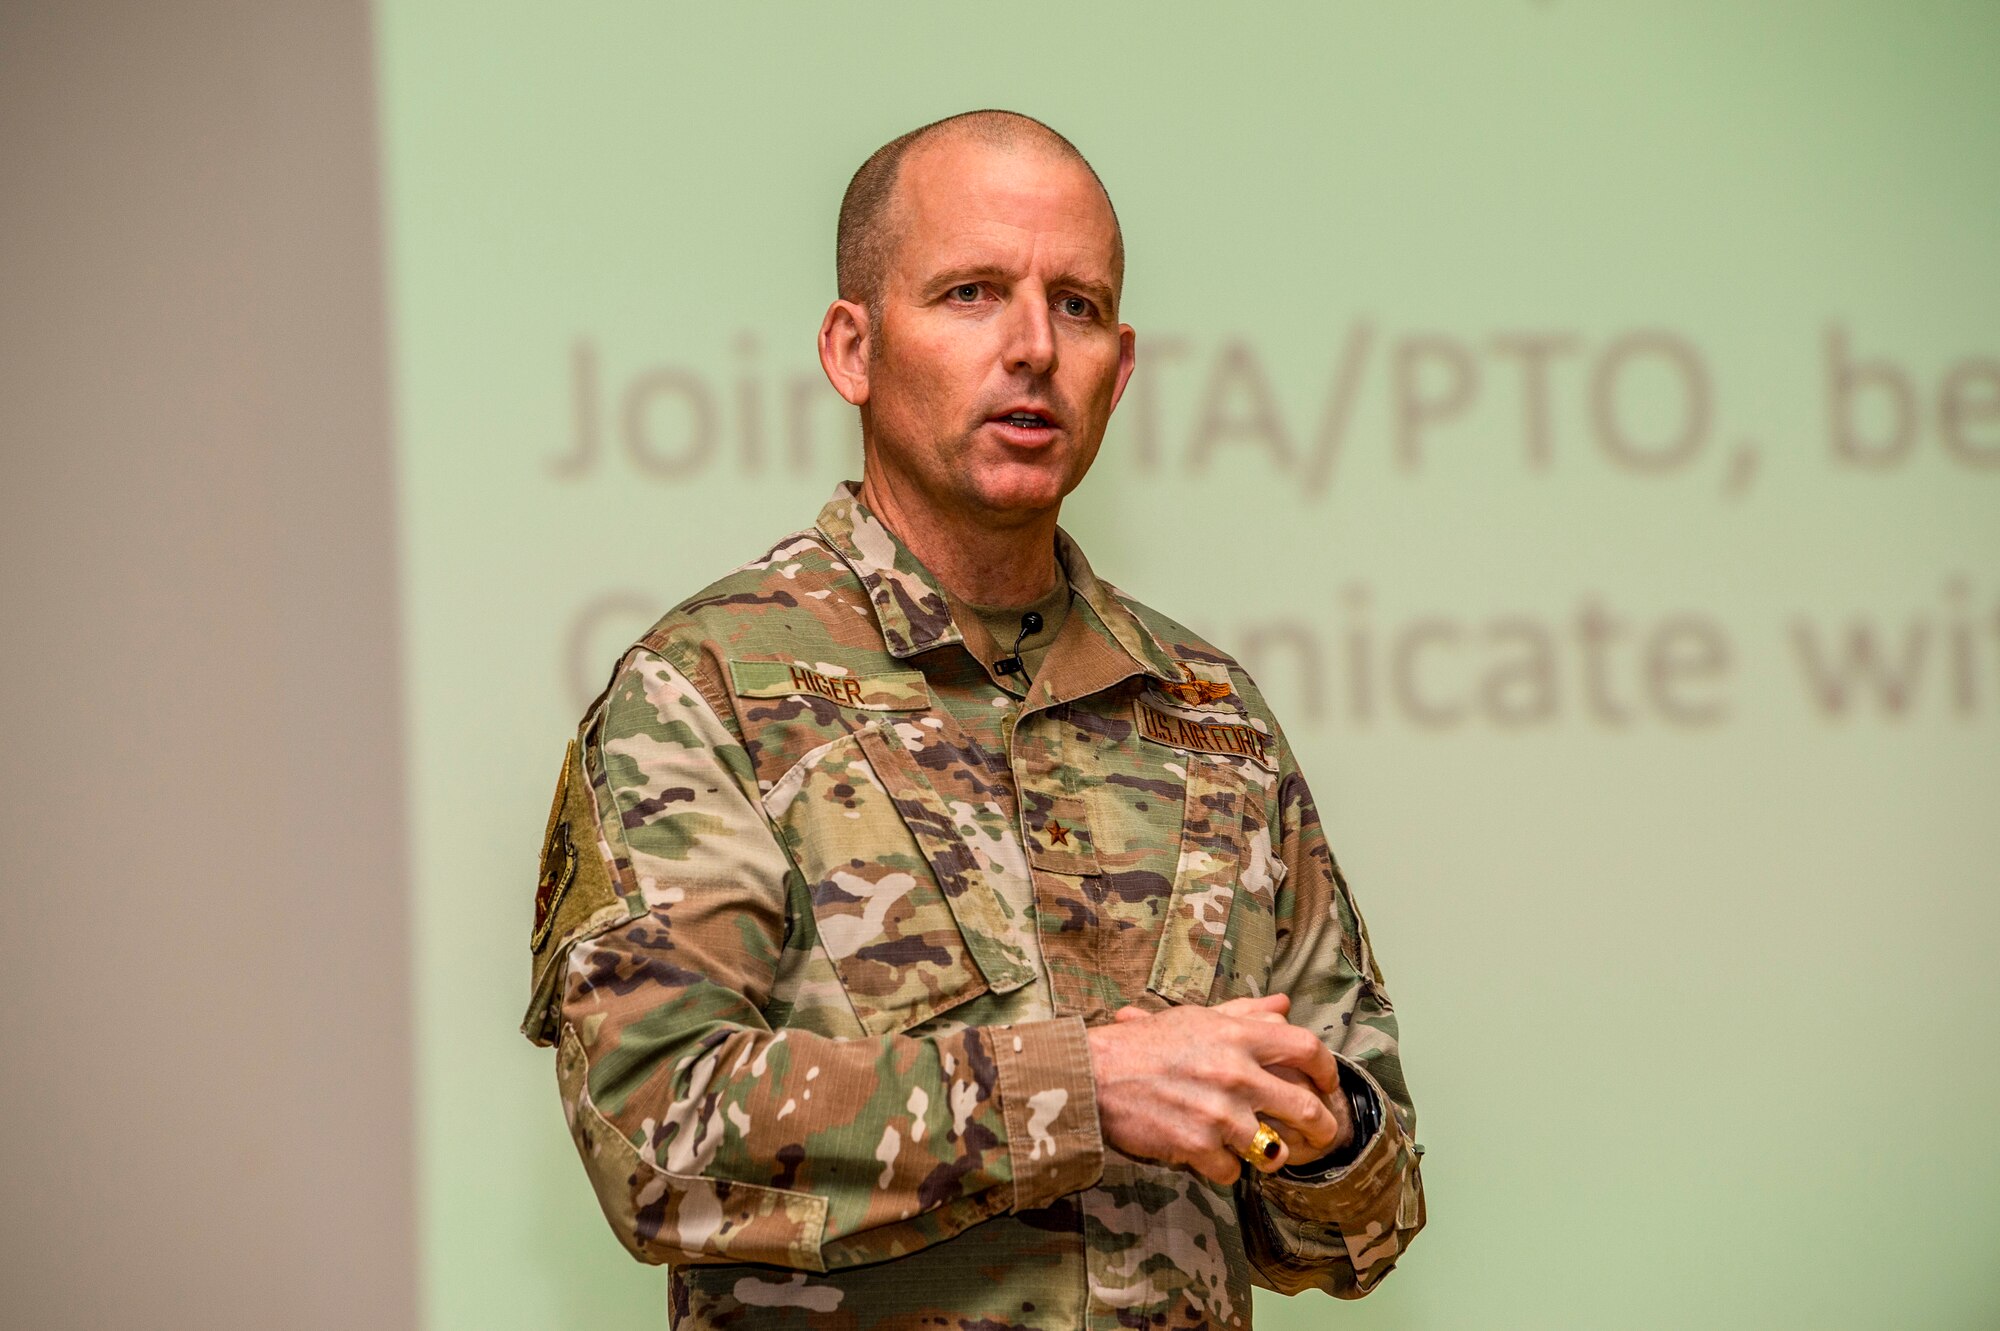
523, 110, 1425, 1328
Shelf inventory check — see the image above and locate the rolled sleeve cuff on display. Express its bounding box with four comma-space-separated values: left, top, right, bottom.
1254, 1054, 1414, 1265
992, 1014, 1105, 1211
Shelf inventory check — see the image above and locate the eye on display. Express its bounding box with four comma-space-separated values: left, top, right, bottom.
1059, 295, 1094, 318
948, 283, 983, 303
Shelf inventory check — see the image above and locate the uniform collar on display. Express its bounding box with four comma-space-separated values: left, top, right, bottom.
812, 479, 1182, 684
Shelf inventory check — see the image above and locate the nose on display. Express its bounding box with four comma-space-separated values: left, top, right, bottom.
1001, 286, 1057, 377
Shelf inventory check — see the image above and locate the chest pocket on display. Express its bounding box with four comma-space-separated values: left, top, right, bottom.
763, 715, 1037, 1036
1146, 752, 1284, 1007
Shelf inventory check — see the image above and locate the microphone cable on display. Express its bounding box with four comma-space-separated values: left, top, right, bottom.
993, 610, 1044, 676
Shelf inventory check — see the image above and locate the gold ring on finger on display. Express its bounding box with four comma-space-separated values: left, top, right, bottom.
1236, 1120, 1283, 1166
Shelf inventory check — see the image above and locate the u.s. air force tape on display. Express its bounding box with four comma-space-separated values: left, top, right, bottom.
1133, 700, 1276, 770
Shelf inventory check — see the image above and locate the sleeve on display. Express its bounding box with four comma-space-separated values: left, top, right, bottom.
1233, 735, 1428, 1298
523, 646, 1104, 1272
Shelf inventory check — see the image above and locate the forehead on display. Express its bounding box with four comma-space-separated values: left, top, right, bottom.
888, 137, 1118, 282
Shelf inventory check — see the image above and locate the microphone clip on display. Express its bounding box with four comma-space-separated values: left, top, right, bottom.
994, 610, 1044, 677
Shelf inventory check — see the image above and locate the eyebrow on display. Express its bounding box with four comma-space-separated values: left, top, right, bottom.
1052, 271, 1118, 313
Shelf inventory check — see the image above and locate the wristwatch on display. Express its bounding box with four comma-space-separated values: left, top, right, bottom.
1276, 1059, 1382, 1181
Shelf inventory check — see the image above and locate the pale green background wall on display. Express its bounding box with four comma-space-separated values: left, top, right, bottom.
375, 4, 2000, 1327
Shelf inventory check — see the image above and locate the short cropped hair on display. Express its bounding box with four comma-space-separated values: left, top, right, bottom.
835, 110, 1123, 323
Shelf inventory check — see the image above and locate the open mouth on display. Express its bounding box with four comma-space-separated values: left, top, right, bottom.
992, 410, 1057, 430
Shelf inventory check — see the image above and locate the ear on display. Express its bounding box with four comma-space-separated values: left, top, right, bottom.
1106, 322, 1138, 414
819, 299, 872, 406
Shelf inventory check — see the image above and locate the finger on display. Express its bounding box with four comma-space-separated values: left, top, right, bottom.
1214, 991, 1287, 1009
1213, 993, 1289, 1017
1267, 1120, 1310, 1157
1191, 1148, 1243, 1188
1241, 1023, 1339, 1094
1265, 1116, 1331, 1160
1213, 998, 1288, 1025
1326, 1075, 1355, 1152
1110, 1005, 1147, 1023
1228, 1113, 1291, 1174
1260, 1066, 1323, 1153
1244, 1070, 1340, 1155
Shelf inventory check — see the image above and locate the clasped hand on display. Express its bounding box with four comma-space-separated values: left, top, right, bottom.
1085, 992, 1352, 1186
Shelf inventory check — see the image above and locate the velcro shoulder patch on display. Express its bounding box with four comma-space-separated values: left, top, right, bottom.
1148, 659, 1243, 713
1134, 699, 1278, 770
729, 659, 929, 711
522, 736, 637, 1046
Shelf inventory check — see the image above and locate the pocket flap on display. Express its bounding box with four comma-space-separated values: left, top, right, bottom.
854, 722, 1039, 999
1148, 759, 1250, 1006
1020, 790, 1099, 876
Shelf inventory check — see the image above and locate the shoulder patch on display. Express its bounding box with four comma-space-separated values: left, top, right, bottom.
522, 737, 636, 1046
1134, 699, 1277, 770
532, 739, 585, 947
729, 659, 929, 711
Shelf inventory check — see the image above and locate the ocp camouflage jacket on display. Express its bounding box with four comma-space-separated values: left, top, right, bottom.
522, 481, 1426, 1329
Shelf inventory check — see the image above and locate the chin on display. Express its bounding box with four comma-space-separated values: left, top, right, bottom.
964, 465, 1074, 517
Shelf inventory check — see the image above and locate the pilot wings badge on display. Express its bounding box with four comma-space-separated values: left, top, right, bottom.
1156, 662, 1235, 708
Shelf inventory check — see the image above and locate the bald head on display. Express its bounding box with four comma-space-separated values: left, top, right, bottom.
836, 110, 1124, 321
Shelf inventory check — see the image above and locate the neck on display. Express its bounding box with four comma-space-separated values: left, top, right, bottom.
858, 467, 1062, 607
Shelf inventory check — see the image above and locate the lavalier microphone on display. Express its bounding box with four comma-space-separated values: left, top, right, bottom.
994, 610, 1043, 676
